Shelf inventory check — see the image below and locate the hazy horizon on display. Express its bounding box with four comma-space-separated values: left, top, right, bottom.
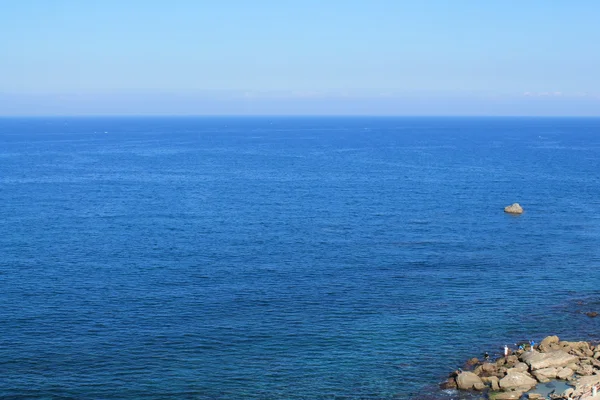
2, 1, 599, 116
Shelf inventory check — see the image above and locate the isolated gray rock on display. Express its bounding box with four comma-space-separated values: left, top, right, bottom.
521, 350, 578, 371
504, 203, 524, 214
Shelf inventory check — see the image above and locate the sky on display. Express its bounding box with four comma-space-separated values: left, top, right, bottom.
1, 0, 599, 116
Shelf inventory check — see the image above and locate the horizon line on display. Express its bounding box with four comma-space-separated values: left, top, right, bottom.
1, 114, 600, 118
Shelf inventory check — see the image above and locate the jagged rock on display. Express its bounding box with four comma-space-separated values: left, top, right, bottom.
576, 364, 595, 376
481, 362, 498, 375
504, 203, 524, 214
456, 371, 485, 390
579, 357, 600, 368
482, 376, 501, 391
497, 357, 507, 367
532, 367, 558, 382
573, 375, 600, 397
560, 341, 591, 352
594, 352, 600, 359
499, 371, 537, 391
557, 367, 574, 380
539, 336, 560, 352
505, 355, 519, 367
521, 350, 578, 371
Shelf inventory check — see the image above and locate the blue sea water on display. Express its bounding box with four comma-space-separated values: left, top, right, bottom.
1, 116, 599, 400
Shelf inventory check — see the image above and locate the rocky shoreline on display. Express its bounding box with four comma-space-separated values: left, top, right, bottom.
442, 336, 600, 400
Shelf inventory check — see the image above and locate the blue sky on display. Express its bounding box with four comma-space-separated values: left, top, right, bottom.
1, 0, 599, 115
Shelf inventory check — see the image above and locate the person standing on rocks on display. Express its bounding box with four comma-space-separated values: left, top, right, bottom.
504, 345, 509, 357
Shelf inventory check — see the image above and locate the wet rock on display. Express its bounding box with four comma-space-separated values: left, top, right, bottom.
465, 357, 480, 368
504, 203, 524, 214
532, 367, 558, 382
499, 371, 537, 391
585, 311, 598, 318
561, 388, 574, 398
440, 378, 458, 390
456, 371, 485, 390
527, 393, 543, 400
521, 350, 578, 371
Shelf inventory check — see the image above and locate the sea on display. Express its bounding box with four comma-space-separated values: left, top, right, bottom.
1, 116, 599, 400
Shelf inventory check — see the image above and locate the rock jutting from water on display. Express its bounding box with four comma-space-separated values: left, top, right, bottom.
442, 336, 600, 400
504, 203, 524, 214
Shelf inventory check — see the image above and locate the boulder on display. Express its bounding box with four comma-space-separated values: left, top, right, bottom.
557, 367, 574, 380
594, 352, 600, 359
482, 376, 501, 391
512, 362, 529, 373
505, 355, 519, 367
539, 336, 560, 352
585, 311, 598, 318
490, 391, 525, 400
456, 371, 485, 390
532, 367, 557, 383
504, 203, 524, 214
499, 371, 538, 391
521, 350, 578, 371
528, 394, 543, 400
481, 362, 498, 375
560, 341, 591, 351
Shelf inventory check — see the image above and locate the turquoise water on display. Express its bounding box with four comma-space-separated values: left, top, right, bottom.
1, 117, 599, 399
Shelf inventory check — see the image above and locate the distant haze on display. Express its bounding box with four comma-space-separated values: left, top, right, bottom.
1, 1, 599, 116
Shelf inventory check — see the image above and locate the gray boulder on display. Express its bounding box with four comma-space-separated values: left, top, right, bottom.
521, 350, 578, 371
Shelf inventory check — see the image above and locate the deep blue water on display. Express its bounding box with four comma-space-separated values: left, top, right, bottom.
1, 116, 600, 399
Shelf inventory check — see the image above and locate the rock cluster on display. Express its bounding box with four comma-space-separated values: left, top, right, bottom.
443, 336, 600, 399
